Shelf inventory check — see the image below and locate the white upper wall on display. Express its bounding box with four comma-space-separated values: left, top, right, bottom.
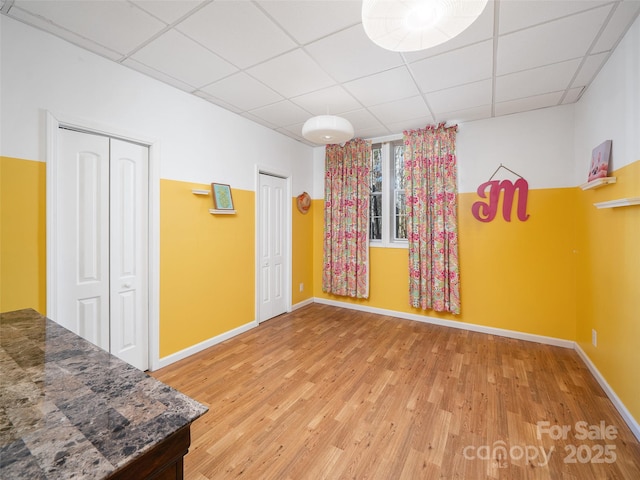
574, 13, 640, 177
312, 104, 576, 198
457, 105, 575, 193
0, 16, 314, 193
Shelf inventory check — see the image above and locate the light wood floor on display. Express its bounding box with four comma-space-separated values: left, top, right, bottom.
151, 304, 640, 479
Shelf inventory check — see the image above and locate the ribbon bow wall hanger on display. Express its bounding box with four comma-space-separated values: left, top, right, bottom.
472, 164, 530, 222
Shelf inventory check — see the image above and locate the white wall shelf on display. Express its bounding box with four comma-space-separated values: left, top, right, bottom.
594, 197, 640, 209
580, 177, 616, 190
192, 189, 210, 195
209, 209, 236, 215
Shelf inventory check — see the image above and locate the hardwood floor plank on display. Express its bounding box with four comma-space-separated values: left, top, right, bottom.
152, 304, 640, 479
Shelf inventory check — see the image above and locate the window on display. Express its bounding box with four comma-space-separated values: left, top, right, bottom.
369, 140, 407, 247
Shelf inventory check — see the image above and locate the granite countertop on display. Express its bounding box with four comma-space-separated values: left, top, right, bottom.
0, 309, 208, 479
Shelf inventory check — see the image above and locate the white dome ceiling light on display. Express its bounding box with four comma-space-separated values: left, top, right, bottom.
361, 0, 489, 52
301, 115, 355, 145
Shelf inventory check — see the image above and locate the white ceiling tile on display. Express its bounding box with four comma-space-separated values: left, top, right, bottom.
249, 100, 310, 127
247, 49, 335, 98
426, 79, 493, 115
563, 86, 585, 104
343, 67, 419, 107
499, 0, 609, 34
341, 109, 386, 132
592, 1, 640, 52
132, 0, 205, 25
14, 0, 165, 55
258, 0, 362, 45
291, 85, 362, 115
496, 59, 581, 102
176, 1, 296, 68
403, 1, 496, 62
131, 30, 237, 88
123, 58, 195, 93
305, 24, 404, 82
434, 105, 492, 124
358, 125, 394, 139
410, 40, 493, 93
200, 72, 283, 112
497, 6, 611, 75
494, 91, 563, 117
368, 96, 430, 124
9, 6, 124, 60
571, 52, 609, 87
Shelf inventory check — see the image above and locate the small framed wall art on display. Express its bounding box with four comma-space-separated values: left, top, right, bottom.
211, 183, 234, 211
588, 140, 612, 182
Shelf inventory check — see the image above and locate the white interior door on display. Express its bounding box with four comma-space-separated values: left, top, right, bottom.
56, 128, 149, 370
57, 129, 110, 350
258, 173, 287, 322
109, 139, 149, 369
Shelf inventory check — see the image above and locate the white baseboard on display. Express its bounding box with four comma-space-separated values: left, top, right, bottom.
313, 297, 574, 348
291, 298, 314, 311
150, 320, 258, 371
574, 344, 640, 442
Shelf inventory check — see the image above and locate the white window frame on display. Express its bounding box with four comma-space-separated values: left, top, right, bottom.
370, 138, 408, 249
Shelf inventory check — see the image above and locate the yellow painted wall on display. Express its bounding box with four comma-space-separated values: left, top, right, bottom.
0, 157, 47, 314
313, 188, 578, 341
159, 180, 255, 357
292, 197, 314, 306
575, 160, 640, 421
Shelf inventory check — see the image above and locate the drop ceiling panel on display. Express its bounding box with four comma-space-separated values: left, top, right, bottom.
200, 72, 283, 112
343, 67, 420, 107
426, 79, 493, 115
499, 0, 608, 34
496, 59, 582, 102
305, 24, 404, 83
249, 100, 310, 127
8, 6, 123, 60
131, 30, 237, 89
591, 0, 640, 52
437, 105, 492, 124
572, 52, 610, 87
258, 0, 362, 45
368, 96, 430, 124
497, 6, 611, 75
132, 0, 205, 25
410, 40, 493, 93
14, 0, 166, 55
291, 85, 362, 116
247, 49, 336, 98
494, 91, 564, 116
176, 0, 296, 68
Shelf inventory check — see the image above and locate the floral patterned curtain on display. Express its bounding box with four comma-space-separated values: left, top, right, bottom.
323, 139, 371, 298
404, 124, 460, 314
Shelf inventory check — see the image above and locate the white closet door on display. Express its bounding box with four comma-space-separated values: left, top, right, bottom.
109, 138, 149, 370
258, 173, 287, 322
57, 129, 110, 350
56, 129, 149, 370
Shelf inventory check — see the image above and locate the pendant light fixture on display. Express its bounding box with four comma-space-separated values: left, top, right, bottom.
302, 115, 354, 145
362, 0, 488, 52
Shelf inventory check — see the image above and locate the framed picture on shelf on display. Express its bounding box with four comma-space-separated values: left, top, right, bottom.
211, 183, 234, 210
588, 140, 612, 182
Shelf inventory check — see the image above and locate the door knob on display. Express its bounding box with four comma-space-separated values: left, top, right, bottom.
123, 283, 132, 289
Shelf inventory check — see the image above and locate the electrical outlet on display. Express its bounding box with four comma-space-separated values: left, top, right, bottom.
299, 283, 304, 292
592, 329, 597, 347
